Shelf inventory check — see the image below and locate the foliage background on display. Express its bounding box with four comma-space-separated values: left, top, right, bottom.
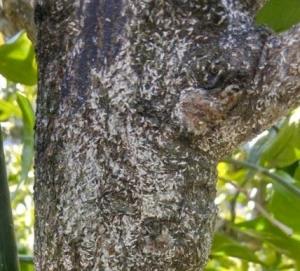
0, 0, 300, 270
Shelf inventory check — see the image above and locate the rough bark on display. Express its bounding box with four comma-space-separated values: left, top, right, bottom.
33, 0, 300, 270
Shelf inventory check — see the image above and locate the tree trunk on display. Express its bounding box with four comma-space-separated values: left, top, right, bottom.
34, 0, 300, 270
0, 0, 35, 41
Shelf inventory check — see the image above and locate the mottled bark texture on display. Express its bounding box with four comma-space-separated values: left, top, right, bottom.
34, 0, 300, 270
0, 0, 35, 41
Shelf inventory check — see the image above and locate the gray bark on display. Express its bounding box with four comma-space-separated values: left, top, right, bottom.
33, 0, 300, 270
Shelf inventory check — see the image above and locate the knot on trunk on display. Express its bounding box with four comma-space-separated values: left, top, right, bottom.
175, 86, 242, 135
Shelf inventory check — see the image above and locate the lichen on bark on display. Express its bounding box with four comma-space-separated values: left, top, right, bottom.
33, 0, 300, 270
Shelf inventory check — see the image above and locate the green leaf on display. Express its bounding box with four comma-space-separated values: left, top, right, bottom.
19, 255, 33, 271
0, 31, 37, 85
268, 171, 300, 233
260, 109, 300, 168
217, 161, 248, 185
19, 262, 34, 271
211, 233, 263, 264
246, 129, 278, 164
0, 99, 21, 121
205, 255, 237, 271
294, 164, 300, 182
237, 218, 300, 264
0, 127, 20, 271
16, 92, 35, 182
256, 0, 300, 32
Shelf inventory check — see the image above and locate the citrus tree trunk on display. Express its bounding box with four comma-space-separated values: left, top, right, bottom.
34, 0, 300, 270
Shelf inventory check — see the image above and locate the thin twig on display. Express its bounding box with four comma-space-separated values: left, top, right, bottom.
221, 177, 293, 236
223, 158, 300, 197
254, 201, 293, 236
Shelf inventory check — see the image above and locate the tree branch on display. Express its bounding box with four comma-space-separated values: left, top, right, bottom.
176, 15, 300, 159
240, 25, 300, 152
